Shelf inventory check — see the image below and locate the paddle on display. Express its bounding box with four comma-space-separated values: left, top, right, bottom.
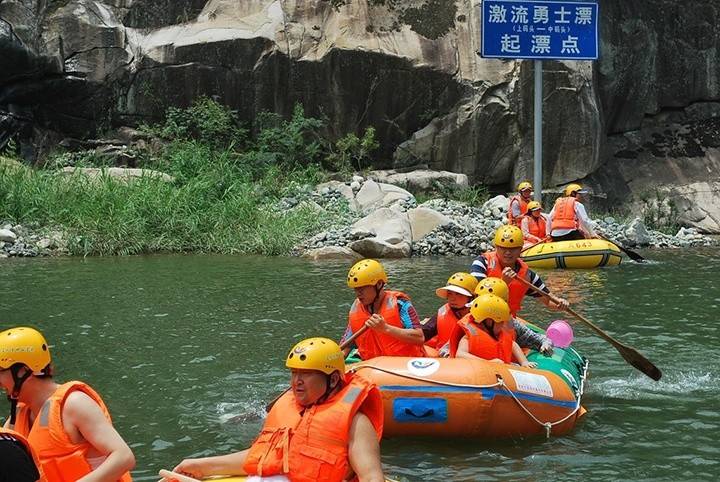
513, 274, 662, 381
596, 232, 646, 263
521, 235, 551, 253
265, 323, 370, 412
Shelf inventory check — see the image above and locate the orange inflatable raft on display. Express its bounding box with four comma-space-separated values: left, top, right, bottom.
349, 347, 588, 439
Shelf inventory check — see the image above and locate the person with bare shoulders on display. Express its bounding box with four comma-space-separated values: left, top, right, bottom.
169, 338, 385, 482
0, 327, 135, 482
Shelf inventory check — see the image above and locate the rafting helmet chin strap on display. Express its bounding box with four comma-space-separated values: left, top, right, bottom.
317, 371, 344, 405
7, 364, 33, 426
367, 281, 386, 314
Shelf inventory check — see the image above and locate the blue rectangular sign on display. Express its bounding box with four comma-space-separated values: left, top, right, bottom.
481, 0, 598, 60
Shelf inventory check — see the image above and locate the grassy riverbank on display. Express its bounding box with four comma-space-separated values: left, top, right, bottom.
0, 100, 371, 256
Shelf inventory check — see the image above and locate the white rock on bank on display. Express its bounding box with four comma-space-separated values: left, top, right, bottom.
348, 238, 411, 258
354, 180, 414, 214
482, 195, 510, 216
350, 208, 411, 245
408, 207, 452, 242
624, 217, 651, 246
0, 229, 17, 243
301, 246, 363, 261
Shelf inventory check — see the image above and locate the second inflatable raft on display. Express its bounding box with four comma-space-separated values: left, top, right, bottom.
521, 238, 622, 269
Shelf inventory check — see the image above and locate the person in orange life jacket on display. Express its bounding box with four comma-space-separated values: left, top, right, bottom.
422, 272, 478, 357
341, 259, 425, 360
169, 338, 385, 482
475, 277, 554, 356
0, 427, 41, 482
0, 327, 135, 482
469, 225, 570, 315
520, 201, 548, 244
450, 294, 536, 368
507, 181, 533, 227
546, 183, 597, 241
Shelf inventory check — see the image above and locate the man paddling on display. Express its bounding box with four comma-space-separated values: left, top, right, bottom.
546, 183, 597, 241
0, 326, 135, 482
170, 338, 385, 482
341, 259, 425, 360
469, 225, 570, 316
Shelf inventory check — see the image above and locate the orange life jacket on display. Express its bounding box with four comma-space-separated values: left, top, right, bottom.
243, 373, 383, 482
426, 304, 462, 349
449, 314, 516, 362
523, 214, 547, 241
481, 251, 530, 316
348, 290, 425, 360
551, 197, 579, 231
508, 195, 529, 226
11, 381, 132, 482
0, 427, 43, 481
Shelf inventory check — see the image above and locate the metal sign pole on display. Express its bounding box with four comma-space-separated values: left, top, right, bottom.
533, 59, 542, 202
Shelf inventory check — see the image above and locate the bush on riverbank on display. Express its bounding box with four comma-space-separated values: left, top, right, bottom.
0, 100, 364, 256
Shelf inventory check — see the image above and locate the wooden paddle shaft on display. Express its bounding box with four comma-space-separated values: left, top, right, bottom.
339, 322, 370, 351
515, 274, 623, 343
513, 273, 662, 380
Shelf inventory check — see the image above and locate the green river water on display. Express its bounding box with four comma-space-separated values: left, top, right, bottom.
0, 250, 718, 481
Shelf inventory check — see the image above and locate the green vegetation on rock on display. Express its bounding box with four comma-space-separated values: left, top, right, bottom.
0, 99, 378, 256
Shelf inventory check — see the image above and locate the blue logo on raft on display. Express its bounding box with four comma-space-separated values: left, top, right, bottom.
409, 360, 437, 370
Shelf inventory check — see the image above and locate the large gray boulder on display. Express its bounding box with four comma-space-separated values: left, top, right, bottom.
0, 229, 17, 243
349, 207, 412, 258
348, 238, 411, 259
350, 208, 411, 245
624, 217, 651, 247
367, 169, 469, 192
408, 207, 451, 242
354, 180, 414, 214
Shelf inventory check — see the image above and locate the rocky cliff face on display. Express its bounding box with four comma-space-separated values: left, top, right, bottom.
2, 0, 719, 231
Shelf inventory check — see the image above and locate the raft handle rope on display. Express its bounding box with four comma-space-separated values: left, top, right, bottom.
353, 357, 590, 439
350, 364, 503, 390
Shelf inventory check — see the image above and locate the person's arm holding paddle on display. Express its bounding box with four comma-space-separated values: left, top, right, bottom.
575, 202, 597, 238
365, 312, 424, 346
501, 266, 569, 310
